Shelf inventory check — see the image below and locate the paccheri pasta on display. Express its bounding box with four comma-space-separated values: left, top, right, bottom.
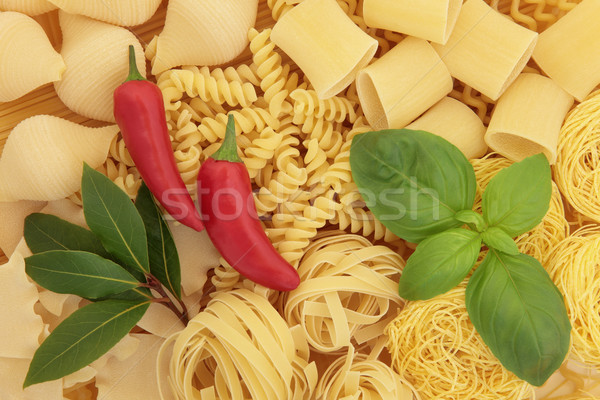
0, 0, 599, 399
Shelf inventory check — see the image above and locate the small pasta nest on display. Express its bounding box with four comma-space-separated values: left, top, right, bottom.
314, 345, 418, 400
554, 89, 600, 223
471, 153, 569, 264
282, 233, 404, 354
158, 289, 316, 400
385, 284, 534, 400
546, 225, 600, 367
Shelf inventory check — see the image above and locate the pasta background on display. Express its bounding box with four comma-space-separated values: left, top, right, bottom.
0, 0, 599, 399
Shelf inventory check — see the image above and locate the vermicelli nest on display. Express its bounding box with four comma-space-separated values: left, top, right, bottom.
385, 284, 534, 400
547, 225, 600, 367
282, 233, 404, 354
554, 89, 600, 223
471, 153, 569, 264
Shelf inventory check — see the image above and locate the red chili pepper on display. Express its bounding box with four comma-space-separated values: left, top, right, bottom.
197, 115, 300, 291
113, 46, 204, 232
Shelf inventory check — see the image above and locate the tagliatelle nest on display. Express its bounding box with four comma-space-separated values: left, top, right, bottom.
385, 284, 534, 400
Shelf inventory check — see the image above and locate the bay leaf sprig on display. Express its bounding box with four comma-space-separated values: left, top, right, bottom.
22, 163, 187, 388
350, 129, 571, 386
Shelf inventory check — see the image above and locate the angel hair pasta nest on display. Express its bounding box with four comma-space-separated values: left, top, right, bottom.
385, 284, 534, 400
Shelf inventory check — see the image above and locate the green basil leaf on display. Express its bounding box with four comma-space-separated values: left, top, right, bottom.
23, 299, 150, 388
97, 287, 152, 301
24, 213, 111, 258
399, 228, 481, 300
25, 250, 141, 300
135, 182, 181, 299
481, 226, 519, 255
454, 210, 486, 232
482, 153, 551, 237
350, 129, 476, 243
81, 163, 149, 279
465, 250, 570, 386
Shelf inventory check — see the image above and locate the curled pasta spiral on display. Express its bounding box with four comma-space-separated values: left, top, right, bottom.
157, 65, 258, 109
282, 233, 404, 353
248, 28, 299, 118
240, 127, 283, 179
290, 89, 358, 125
302, 138, 329, 188
158, 289, 316, 400
196, 107, 281, 144
386, 284, 534, 400
107, 134, 134, 167
315, 346, 417, 400
98, 158, 141, 200
297, 117, 344, 159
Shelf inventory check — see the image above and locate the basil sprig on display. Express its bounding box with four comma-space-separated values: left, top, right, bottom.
350, 130, 570, 386
22, 164, 186, 388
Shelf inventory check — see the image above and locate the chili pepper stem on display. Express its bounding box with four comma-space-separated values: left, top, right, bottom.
211, 114, 242, 162
125, 45, 145, 82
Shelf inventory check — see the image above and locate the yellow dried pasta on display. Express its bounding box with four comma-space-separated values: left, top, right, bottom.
0, 115, 118, 201
158, 289, 317, 400
47, 0, 161, 27
282, 233, 403, 353
54, 11, 146, 123
386, 284, 534, 400
0, 0, 56, 16
0, 11, 65, 102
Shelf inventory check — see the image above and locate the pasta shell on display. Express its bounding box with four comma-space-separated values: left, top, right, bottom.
0, 0, 57, 16
0, 115, 119, 201
47, 0, 161, 26
151, 0, 258, 74
54, 11, 145, 123
0, 11, 65, 102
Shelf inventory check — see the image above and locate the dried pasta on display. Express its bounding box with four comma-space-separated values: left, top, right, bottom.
290, 88, 358, 125
547, 226, 600, 367
356, 37, 452, 129
386, 284, 535, 400
0, 115, 117, 201
0, 0, 56, 15
406, 97, 487, 159
554, 90, 600, 223
47, 0, 161, 26
485, 73, 574, 164
150, 0, 258, 74
54, 11, 146, 123
532, 0, 600, 101
363, 0, 462, 44
270, 0, 378, 99
432, 0, 538, 100
314, 345, 417, 399
158, 289, 317, 400
282, 233, 404, 353
0, 199, 46, 257
0, 11, 65, 102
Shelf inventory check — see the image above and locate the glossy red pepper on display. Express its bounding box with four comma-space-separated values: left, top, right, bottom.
114, 46, 204, 232
197, 115, 300, 291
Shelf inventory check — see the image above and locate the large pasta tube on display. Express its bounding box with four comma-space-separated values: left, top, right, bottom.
406, 97, 487, 159
0, 11, 65, 103
47, 0, 161, 26
485, 73, 574, 164
54, 11, 145, 123
532, 0, 600, 102
356, 37, 452, 129
432, 0, 538, 101
0, 115, 118, 201
362, 0, 462, 44
271, 0, 377, 99
151, 0, 258, 74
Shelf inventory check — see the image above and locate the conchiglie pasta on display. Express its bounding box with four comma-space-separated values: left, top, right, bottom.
0, 11, 65, 102
47, 0, 161, 26
0, 0, 56, 16
54, 11, 145, 122
150, 0, 259, 74
0, 115, 118, 201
